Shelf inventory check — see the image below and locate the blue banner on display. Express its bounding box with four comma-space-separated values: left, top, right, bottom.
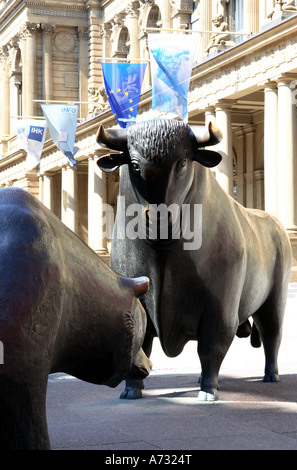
101, 62, 147, 128
15, 120, 47, 170
148, 34, 198, 122
41, 104, 79, 168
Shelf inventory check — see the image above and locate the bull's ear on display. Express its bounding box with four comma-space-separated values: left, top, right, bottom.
96, 125, 128, 152
97, 153, 130, 172
193, 149, 222, 168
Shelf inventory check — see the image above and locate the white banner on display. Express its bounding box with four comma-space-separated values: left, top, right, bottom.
41, 104, 79, 168
148, 34, 199, 122
15, 120, 47, 170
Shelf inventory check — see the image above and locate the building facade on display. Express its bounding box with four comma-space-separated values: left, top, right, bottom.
0, 0, 297, 278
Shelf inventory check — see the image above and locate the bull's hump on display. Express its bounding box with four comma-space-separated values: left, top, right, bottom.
0, 188, 43, 248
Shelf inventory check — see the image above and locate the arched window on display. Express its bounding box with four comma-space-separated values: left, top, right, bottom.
147, 4, 161, 29
118, 26, 129, 58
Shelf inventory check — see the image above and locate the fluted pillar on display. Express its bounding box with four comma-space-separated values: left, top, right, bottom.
276, 76, 297, 233
41, 24, 55, 102
200, 0, 214, 55
215, 100, 234, 196
243, 0, 260, 34
22, 23, 38, 117
245, 124, 256, 208
77, 26, 89, 120
88, 155, 108, 254
264, 81, 278, 216
0, 46, 10, 137
158, 0, 171, 29
125, 2, 140, 59
234, 128, 246, 207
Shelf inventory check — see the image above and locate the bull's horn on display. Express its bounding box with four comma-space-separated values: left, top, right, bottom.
190, 121, 223, 148
120, 276, 149, 297
96, 125, 128, 152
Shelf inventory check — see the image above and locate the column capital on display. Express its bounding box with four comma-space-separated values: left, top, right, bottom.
77, 26, 89, 40
274, 73, 297, 85
213, 99, 235, 111
259, 79, 278, 90
40, 24, 55, 34
244, 124, 257, 135
125, 1, 139, 18
43, 170, 56, 177
20, 22, 38, 39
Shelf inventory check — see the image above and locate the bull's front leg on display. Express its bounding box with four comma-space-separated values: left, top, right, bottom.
120, 332, 154, 400
197, 312, 237, 401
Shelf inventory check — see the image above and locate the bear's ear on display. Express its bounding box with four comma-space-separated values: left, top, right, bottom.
192, 149, 222, 168
97, 153, 129, 172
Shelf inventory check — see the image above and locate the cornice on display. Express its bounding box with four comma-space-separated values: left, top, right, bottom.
24, 1, 87, 10
192, 15, 297, 83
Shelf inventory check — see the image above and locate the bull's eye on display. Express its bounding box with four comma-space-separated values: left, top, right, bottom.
176, 158, 187, 173
131, 160, 141, 174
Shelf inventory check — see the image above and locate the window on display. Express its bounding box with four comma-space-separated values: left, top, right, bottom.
228, 0, 244, 32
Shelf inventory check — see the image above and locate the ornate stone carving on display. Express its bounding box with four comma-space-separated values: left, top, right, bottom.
268, 1, 297, 20
19, 22, 38, 39
126, 1, 139, 18
54, 31, 76, 53
204, 15, 235, 55
88, 86, 109, 114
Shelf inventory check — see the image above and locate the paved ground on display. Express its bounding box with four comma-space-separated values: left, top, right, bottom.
46, 284, 297, 454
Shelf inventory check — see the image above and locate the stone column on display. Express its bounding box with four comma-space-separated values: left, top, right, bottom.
158, 0, 171, 29
245, 124, 256, 208
204, 107, 217, 176
39, 174, 44, 203
43, 172, 55, 211
0, 46, 10, 137
254, 170, 264, 210
276, 75, 297, 233
125, 2, 140, 59
61, 165, 78, 233
88, 155, 108, 254
234, 128, 246, 207
41, 24, 55, 102
77, 27, 89, 120
263, 81, 278, 216
200, 0, 213, 55
215, 100, 234, 196
243, 0, 260, 34
204, 106, 216, 126
21, 23, 38, 117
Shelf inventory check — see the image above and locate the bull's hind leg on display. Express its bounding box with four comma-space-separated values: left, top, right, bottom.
252, 293, 287, 383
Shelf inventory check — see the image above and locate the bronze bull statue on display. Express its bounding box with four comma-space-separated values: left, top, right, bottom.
96, 118, 292, 402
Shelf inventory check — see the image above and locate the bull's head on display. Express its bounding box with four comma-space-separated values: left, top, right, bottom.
96, 119, 222, 207
96, 119, 222, 245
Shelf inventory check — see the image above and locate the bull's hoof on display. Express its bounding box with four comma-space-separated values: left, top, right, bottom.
263, 373, 279, 383
263, 364, 279, 383
198, 390, 218, 402
120, 380, 144, 400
